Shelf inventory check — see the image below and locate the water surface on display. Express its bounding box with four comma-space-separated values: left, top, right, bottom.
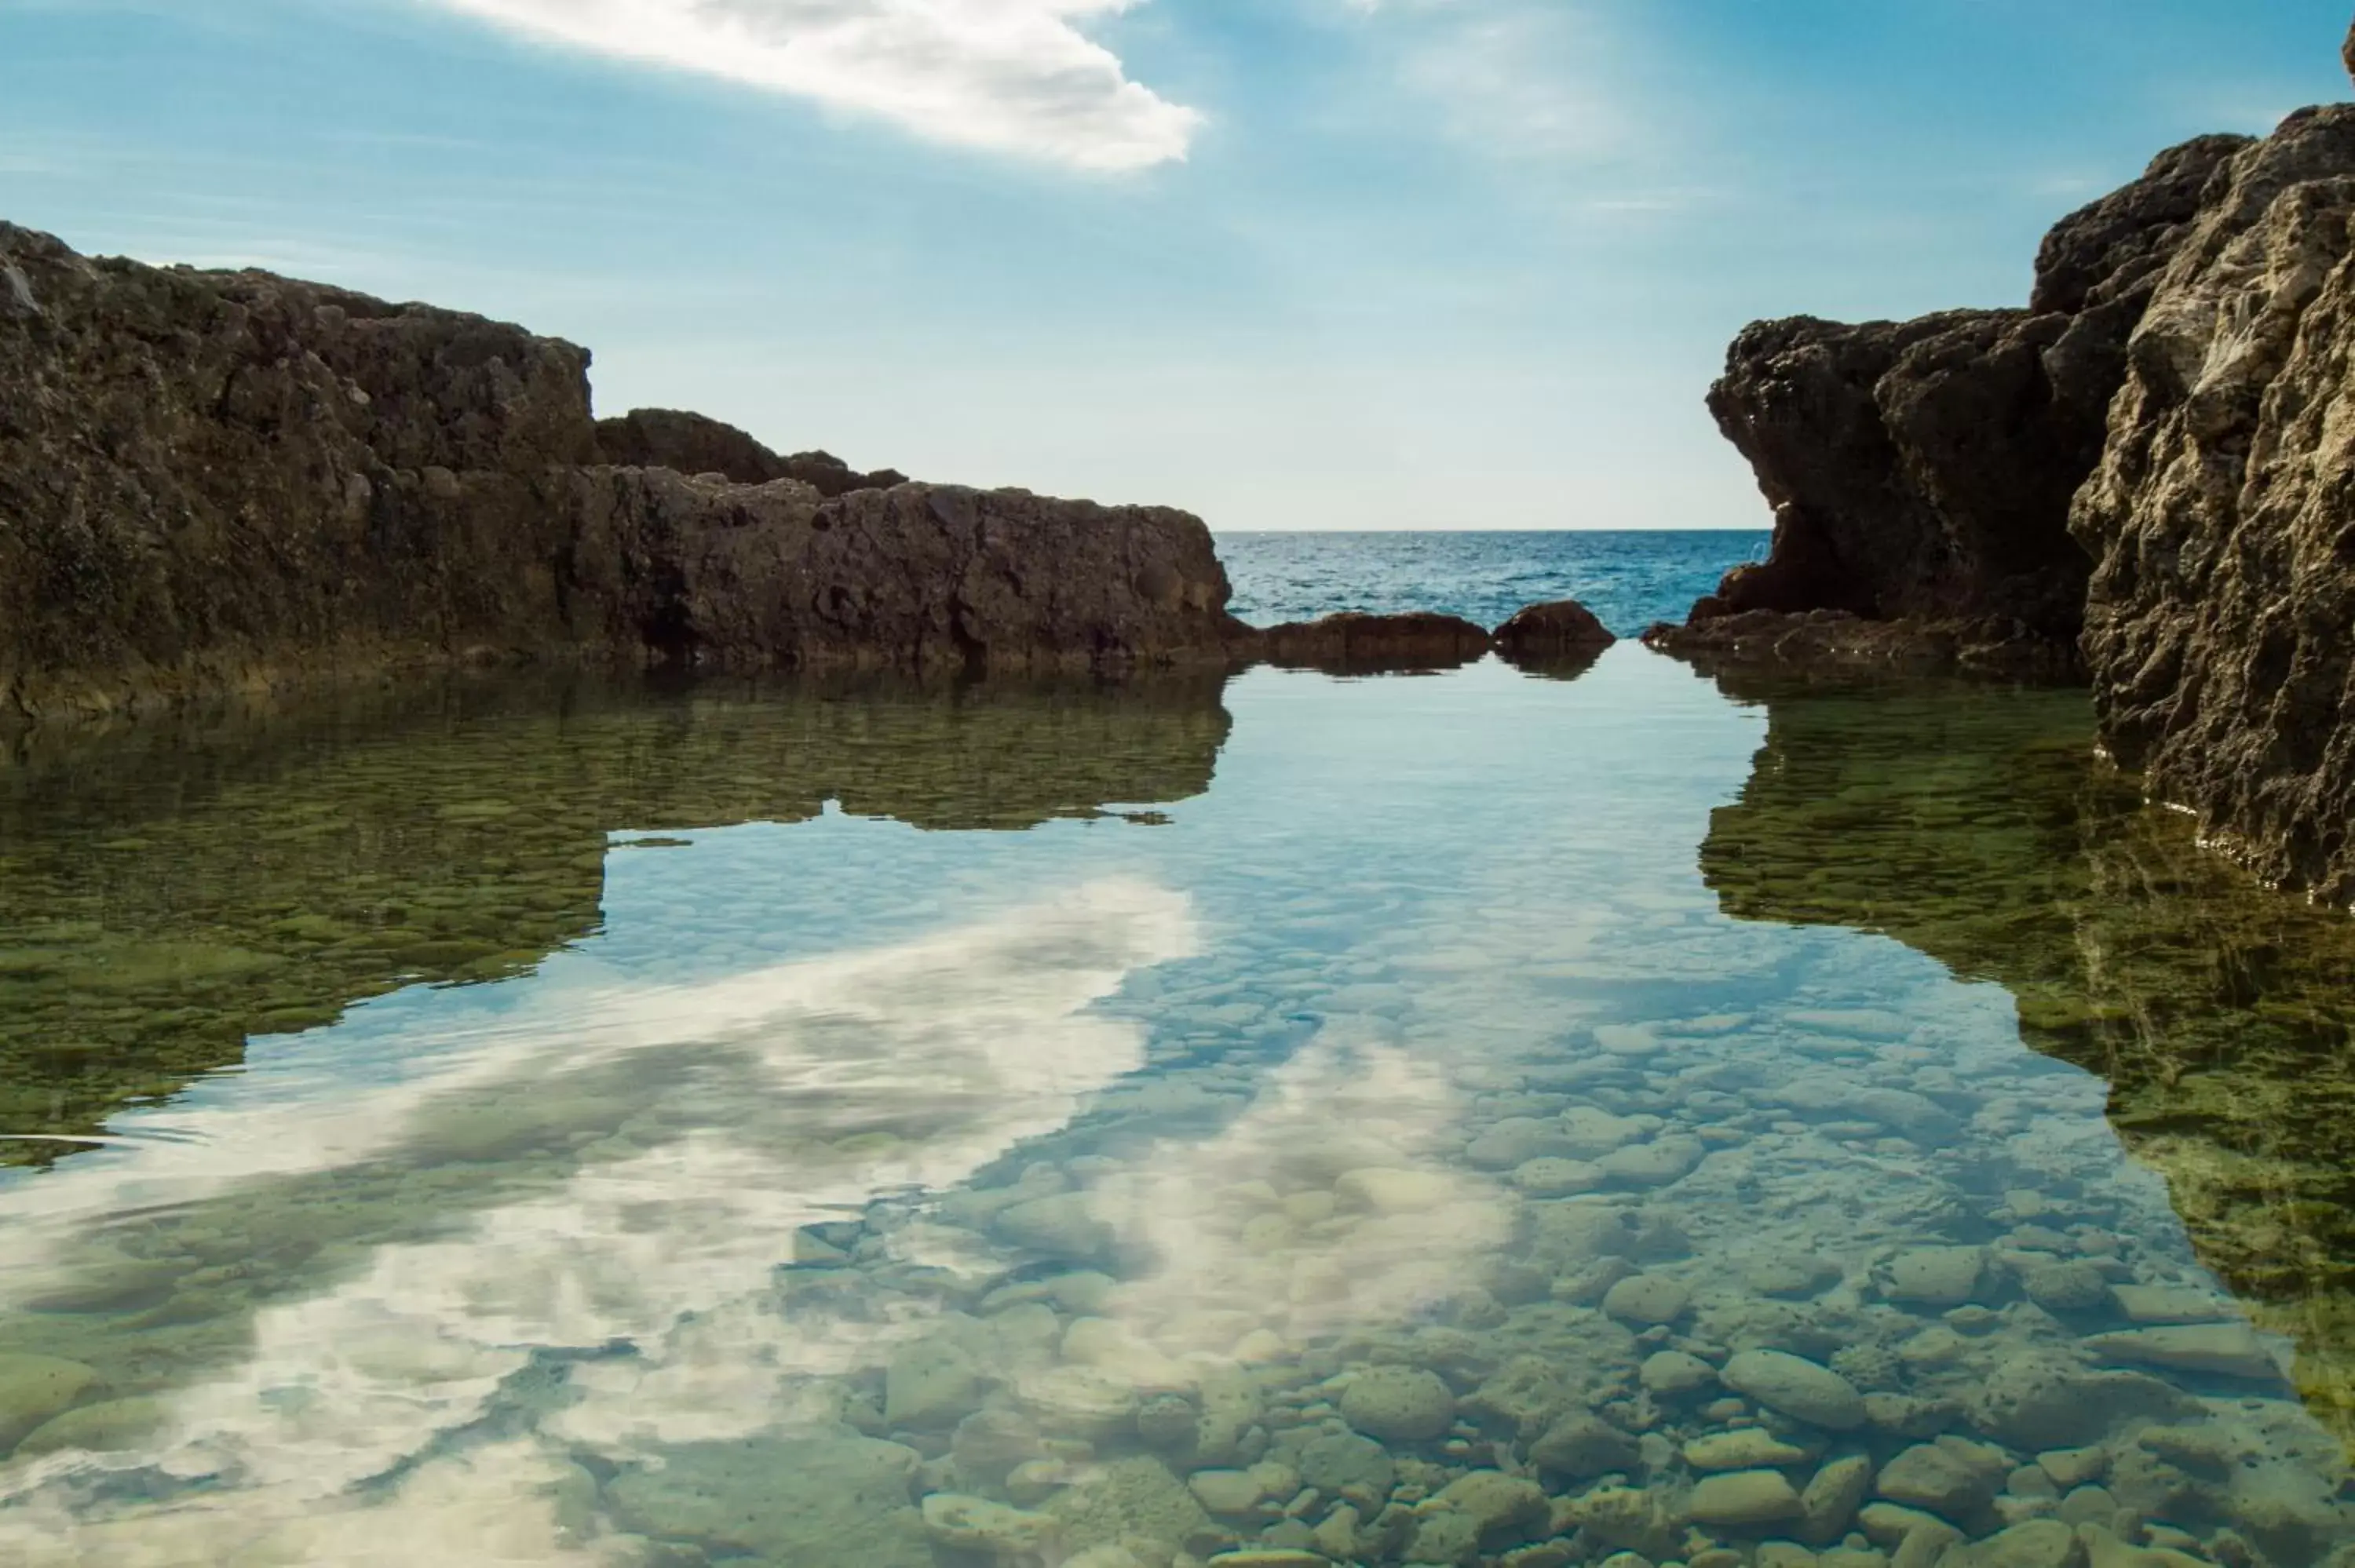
0, 652, 2347, 1568
1216, 530, 1766, 635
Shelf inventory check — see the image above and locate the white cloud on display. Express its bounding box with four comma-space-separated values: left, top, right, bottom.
422, 0, 1201, 170
1397, 4, 1632, 161
1317, 0, 1645, 172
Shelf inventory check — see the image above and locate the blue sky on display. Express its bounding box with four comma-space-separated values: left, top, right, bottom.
1, 1, 2346, 530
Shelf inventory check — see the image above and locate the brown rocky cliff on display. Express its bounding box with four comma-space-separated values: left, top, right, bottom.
0, 221, 1245, 720
1659, 133, 2250, 669
2072, 105, 2355, 903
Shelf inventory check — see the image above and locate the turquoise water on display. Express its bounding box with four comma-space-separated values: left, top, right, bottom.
0, 651, 2347, 1566
1215, 530, 1767, 635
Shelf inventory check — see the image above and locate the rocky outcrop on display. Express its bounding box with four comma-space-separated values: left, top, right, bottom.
1663, 133, 2251, 669
1492, 598, 1614, 658
1669, 23, 2355, 905
1258, 611, 1493, 674
2071, 107, 2355, 905
594, 407, 908, 494
1492, 598, 1616, 680
0, 221, 1243, 720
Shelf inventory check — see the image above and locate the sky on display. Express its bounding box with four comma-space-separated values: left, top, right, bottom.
1, 1, 2347, 531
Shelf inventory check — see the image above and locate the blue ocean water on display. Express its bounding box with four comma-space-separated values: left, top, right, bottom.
1215, 527, 1769, 635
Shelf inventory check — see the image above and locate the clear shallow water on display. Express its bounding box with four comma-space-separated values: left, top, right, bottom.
0, 654, 2348, 1567
1215, 530, 1768, 635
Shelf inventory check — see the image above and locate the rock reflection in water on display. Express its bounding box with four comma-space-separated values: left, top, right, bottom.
1695, 660, 2355, 1443
0, 653, 2350, 1568
0, 669, 1233, 1161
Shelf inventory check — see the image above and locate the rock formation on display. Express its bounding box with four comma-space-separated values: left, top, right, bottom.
2071, 106, 2355, 904
0, 221, 1245, 720
594, 407, 908, 494
1668, 19, 2355, 907
1492, 598, 1617, 680
1654, 133, 2251, 673
1258, 611, 1493, 674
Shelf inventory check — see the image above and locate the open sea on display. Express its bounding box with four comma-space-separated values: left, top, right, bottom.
1216, 529, 1769, 635
0, 527, 2350, 1566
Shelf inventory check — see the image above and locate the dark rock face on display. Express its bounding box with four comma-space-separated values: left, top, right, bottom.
560, 469, 1247, 672
1686, 134, 2251, 665
1644, 607, 2080, 679
595, 407, 908, 495
1257, 611, 1492, 674
2072, 107, 2355, 904
1493, 599, 1616, 680
0, 221, 1239, 719
1492, 599, 1614, 656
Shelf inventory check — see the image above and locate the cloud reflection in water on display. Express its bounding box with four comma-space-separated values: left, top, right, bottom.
0, 878, 1196, 1564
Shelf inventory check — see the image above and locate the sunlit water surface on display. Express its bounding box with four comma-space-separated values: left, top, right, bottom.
0, 652, 2349, 1568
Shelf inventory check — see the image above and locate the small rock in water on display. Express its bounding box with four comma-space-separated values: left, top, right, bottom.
2075, 1522, 2211, 1567
1006, 1459, 1071, 1506
1640, 1350, 1718, 1398
1689, 1468, 1804, 1526
1797, 1453, 1873, 1544
1513, 1156, 1605, 1196
1558, 1107, 1649, 1158
2107, 1285, 2231, 1326
2019, 1261, 2112, 1315
1874, 1436, 2010, 1519
1722, 1349, 1868, 1431
1530, 1412, 1641, 1477
1601, 1274, 1692, 1326
1298, 1431, 1394, 1496
1877, 1247, 1991, 1307
1436, 1469, 1549, 1535
2032, 1447, 2107, 1490
994, 1192, 1114, 1261
922, 1493, 1061, 1555
1338, 1366, 1455, 1442
1597, 1136, 1705, 1187
885, 1338, 984, 1431
2083, 1323, 2281, 1381
1685, 1428, 1813, 1471
1465, 1117, 1577, 1169
1136, 1393, 1199, 1452
1187, 1470, 1266, 1516
1938, 1518, 2081, 1567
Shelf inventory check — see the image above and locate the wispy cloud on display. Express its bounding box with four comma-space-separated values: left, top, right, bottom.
1332, 0, 1637, 165
418, 0, 1201, 171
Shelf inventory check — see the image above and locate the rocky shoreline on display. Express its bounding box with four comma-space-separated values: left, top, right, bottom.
12, 17, 2355, 911
0, 221, 1616, 725
1653, 27, 2355, 906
